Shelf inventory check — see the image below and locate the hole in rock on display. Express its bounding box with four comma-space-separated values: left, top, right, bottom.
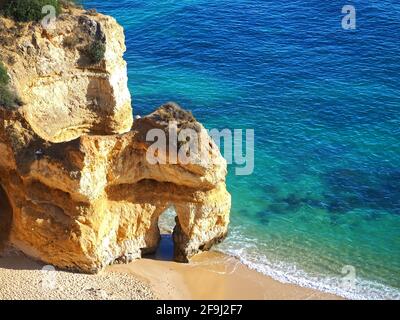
145, 206, 177, 261
0, 185, 13, 253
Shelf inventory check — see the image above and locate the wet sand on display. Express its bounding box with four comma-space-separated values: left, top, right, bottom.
109, 235, 341, 300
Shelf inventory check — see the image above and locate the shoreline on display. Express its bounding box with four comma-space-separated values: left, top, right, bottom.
0, 240, 341, 300
110, 251, 341, 300
109, 235, 341, 300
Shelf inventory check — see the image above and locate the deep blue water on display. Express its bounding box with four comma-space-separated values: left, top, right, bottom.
84, 0, 400, 299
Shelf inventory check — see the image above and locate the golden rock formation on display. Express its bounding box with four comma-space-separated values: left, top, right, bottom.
0, 7, 230, 273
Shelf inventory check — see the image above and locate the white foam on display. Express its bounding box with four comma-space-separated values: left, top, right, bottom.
216, 230, 400, 300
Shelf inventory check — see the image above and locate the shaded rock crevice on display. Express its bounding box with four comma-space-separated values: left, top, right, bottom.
0, 184, 13, 252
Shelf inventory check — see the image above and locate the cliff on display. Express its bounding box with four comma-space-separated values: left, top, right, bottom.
0, 6, 231, 273
0, 6, 132, 142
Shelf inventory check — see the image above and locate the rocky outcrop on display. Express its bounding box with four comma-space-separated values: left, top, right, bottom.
0, 7, 230, 273
0, 6, 132, 143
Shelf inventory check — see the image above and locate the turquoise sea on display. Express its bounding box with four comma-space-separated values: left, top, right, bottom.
84, 0, 400, 299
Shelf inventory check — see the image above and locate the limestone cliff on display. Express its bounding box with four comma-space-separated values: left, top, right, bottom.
0, 6, 231, 273
0, 6, 132, 142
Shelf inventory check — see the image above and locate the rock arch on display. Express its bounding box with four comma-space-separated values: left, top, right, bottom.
143, 205, 176, 260
0, 103, 231, 273
0, 7, 230, 273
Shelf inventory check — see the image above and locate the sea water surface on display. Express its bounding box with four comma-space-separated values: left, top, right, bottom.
84, 0, 400, 299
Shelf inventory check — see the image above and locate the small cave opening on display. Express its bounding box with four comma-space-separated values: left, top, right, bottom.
146, 206, 177, 261
0, 185, 13, 253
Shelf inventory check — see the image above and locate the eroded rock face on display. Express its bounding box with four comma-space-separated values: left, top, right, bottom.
0, 8, 230, 273
0, 103, 231, 272
0, 7, 132, 143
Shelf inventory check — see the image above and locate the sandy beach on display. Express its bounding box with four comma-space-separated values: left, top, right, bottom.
0, 248, 156, 300
110, 235, 341, 300
111, 252, 341, 300
0, 237, 341, 300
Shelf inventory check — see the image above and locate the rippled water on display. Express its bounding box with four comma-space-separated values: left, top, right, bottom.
84, 0, 400, 299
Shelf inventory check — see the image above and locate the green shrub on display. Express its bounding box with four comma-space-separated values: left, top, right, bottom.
0, 62, 9, 86
4, 0, 61, 22
0, 62, 21, 108
0, 85, 18, 107
87, 40, 106, 64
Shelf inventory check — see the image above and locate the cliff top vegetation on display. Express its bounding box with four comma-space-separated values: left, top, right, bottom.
0, 0, 82, 22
